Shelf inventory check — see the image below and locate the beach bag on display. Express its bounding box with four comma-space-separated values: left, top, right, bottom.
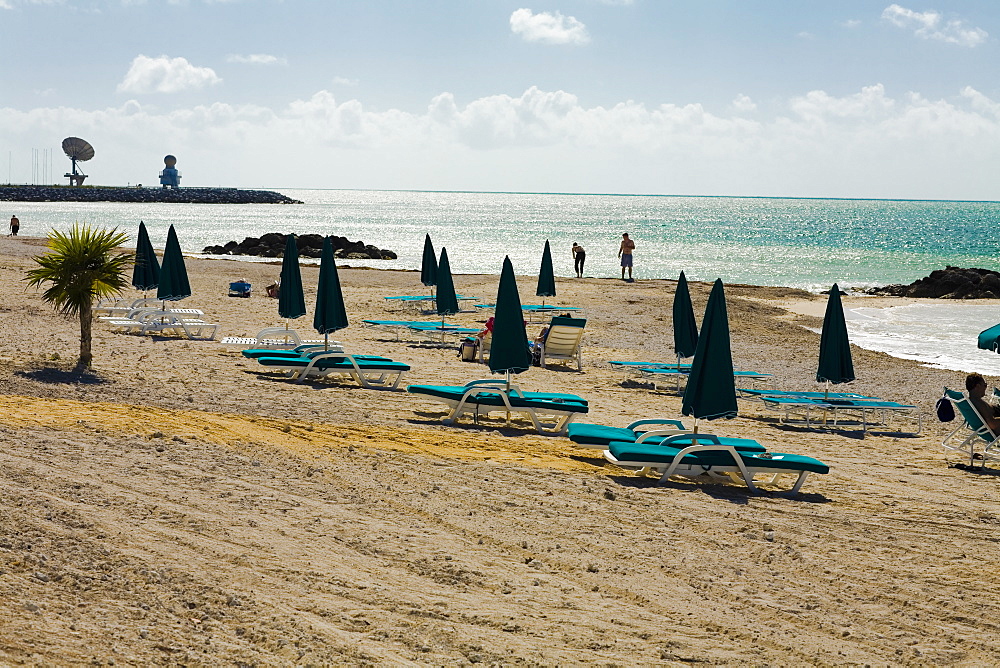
458, 338, 479, 362
531, 344, 542, 367
935, 395, 955, 422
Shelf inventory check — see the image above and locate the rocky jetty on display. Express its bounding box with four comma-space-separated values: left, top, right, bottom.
203, 233, 397, 261
0, 185, 302, 204
864, 266, 1000, 299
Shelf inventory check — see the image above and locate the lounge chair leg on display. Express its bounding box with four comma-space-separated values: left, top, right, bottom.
790, 471, 809, 494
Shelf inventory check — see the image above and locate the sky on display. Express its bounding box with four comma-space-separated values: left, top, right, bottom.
2, 0, 999, 200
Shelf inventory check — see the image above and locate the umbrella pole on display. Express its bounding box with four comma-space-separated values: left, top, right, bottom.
505, 370, 512, 426
823, 380, 830, 427
324, 332, 329, 352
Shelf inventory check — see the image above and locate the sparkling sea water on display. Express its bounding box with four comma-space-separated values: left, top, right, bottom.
9, 188, 1000, 372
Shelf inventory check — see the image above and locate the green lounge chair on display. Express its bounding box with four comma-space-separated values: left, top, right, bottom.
566, 419, 766, 452
243, 347, 388, 361
941, 388, 1000, 467
640, 367, 772, 392
256, 352, 410, 389
407, 380, 588, 435
738, 388, 877, 400
756, 395, 921, 434
604, 434, 829, 494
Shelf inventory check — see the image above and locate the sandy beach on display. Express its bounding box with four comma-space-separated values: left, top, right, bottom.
1, 234, 997, 665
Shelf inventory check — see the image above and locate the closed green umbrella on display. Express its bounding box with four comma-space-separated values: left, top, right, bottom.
278, 234, 306, 321
489, 256, 532, 382
535, 239, 556, 307
313, 236, 349, 349
817, 283, 855, 385
435, 247, 459, 318
156, 224, 190, 302
132, 220, 160, 293
681, 279, 738, 426
673, 271, 698, 362
420, 233, 437, 291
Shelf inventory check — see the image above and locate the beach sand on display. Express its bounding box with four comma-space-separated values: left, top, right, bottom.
0, 235, 997, 665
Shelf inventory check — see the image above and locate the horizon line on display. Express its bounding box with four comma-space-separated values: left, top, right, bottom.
266, 187, 1000, 206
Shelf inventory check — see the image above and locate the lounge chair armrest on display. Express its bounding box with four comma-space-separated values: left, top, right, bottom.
660, 432, 722, 446
306, 351, 351, 362
627, 418, 686, 430
464, 379, 508, 388
635, 429, 693, 443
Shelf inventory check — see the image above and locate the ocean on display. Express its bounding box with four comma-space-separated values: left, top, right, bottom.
9, 188, 1000, 373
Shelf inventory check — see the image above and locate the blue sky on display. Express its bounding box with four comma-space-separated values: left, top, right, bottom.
2, 1, 998, 199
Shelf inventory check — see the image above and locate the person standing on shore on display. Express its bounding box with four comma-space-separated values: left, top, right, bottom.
9, 215, 19, 236
618, 232, 635, 281
571, 242, 586, 278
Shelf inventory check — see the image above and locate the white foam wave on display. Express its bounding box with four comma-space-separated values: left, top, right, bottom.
844, 303, 1000, 374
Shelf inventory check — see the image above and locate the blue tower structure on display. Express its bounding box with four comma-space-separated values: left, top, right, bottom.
159, 154, 181, 189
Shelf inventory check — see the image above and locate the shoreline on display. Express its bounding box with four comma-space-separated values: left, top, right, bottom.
14, 232, 1000, 374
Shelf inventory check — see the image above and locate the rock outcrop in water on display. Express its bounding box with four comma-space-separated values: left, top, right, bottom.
864, 266, 1000, 299
202, 233, 397, 261
0, 185, 302, 204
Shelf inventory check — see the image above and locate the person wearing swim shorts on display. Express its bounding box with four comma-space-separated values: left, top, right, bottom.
571, 242, 586, 278
618, 232, 635, 281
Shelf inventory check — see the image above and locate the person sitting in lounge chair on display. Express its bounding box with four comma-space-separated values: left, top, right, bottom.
967, 373, 1000, 432
476, 316, 495, 340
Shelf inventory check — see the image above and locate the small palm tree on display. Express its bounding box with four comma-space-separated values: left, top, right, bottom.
25, 224, 133, 370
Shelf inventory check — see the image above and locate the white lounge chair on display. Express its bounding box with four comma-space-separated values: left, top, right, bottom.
137, 313, 219, 340
536, 316, 585, 371
476, 330, 492, 363
94, 296, 164, 317
219, 327, 328, 350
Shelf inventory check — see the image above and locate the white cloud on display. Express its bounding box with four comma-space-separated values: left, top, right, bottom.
510, 8, 590, 46
226, 53, 287, 66
839, 19, 861, 28
595, 0, 633, 5
882, 4, 988, 47
117, 55, 222, 94
732, 94, 756, 113
331, 76, 359, 86
0, 0, 12, 9
5, 84, 1000, 199
796, 31, 815, 39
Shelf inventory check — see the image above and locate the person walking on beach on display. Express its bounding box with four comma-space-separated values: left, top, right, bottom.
9, 215, 19, 236
571, 242, 586, 278
618, 232, 635, 281
967, 372, 1000, 432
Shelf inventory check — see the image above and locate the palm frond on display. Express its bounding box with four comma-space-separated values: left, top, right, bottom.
25, 223, 134, 315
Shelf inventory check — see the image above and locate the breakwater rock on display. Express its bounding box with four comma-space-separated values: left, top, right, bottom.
864, 266, 1000, 299
0, 185, 302, 204
203, 233, 397, 261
